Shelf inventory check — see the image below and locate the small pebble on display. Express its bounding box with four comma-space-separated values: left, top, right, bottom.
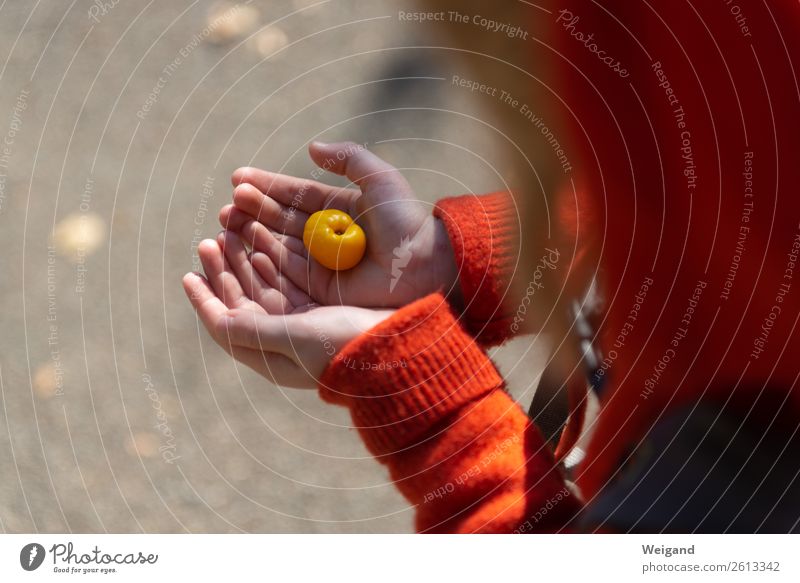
33, 362, 61, 399
206, 2, 261, 45
124, 432, 160, 458
52, 212, 106, 261
251, 27, 289, 58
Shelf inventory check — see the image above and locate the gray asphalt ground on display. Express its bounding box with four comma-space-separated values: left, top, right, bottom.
0, 0, 547, 532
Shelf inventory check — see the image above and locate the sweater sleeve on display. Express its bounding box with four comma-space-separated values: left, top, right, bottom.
433, 192, 521, 346
319, 293, 580, 533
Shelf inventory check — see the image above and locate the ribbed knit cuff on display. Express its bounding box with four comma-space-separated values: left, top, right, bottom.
319, 293, 504, 457
433, 192, 520, 345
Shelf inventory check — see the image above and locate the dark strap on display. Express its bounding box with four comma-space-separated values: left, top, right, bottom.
528, 279, 604, 451
528, 360, 569, 449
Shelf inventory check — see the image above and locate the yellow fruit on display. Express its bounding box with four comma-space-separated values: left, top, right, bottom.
303, 209, 366, 271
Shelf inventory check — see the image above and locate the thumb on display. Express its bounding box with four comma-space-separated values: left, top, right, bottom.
308, 141, 412, 210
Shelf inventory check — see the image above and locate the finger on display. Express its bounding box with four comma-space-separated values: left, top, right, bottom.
307, 141, 411, 212
220, 204, 257, 237
237, 219, 314, 297
232, 182, 308, 237
221, 206, 308, 257
218, 203, 235, 230
250, 250, 313, 308
231, 166, 359, 213
218, 231, 295, 314
239, 217, 307, 257
182, 272, 229, 339
184, 272, 314, 387
198, 238, 248, 309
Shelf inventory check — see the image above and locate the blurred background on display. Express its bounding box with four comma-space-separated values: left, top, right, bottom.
0, 0, 551, 532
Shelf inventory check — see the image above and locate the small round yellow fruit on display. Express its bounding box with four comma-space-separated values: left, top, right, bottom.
302, 209, 366, 271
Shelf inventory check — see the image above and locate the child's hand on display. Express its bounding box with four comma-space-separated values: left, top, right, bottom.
182, 231, 393, 389
218, 141, 461, 308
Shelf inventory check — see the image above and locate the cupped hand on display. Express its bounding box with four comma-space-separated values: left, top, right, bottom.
218, 141, 462, 308
183, 231, 393, 389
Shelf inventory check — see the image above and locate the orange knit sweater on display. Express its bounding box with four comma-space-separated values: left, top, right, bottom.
320, 0, 800, 533
319, 193, 581, 533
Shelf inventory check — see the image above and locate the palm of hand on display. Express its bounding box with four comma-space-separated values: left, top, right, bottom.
311, 198, 437, 307
183, 231, 392, 389
218, 141, 458, 309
